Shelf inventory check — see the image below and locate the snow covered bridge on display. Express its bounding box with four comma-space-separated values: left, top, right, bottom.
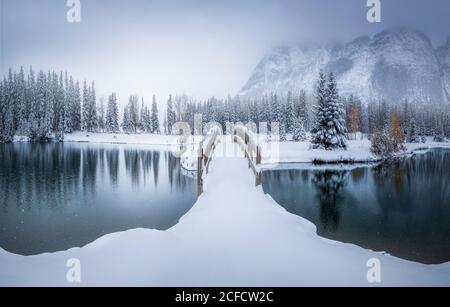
197, 125, 263, 196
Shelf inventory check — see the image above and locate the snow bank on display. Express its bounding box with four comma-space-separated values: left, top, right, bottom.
262, 138, 450, 165
64, 132, 183, 146
0, 138, 449, 286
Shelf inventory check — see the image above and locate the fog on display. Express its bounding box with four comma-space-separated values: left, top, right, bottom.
2, 0, 450, 107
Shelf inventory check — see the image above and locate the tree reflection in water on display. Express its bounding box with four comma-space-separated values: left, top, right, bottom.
312, 170, 348, 233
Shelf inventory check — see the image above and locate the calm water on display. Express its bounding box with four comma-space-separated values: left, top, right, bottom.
262, 149, 450, 264
0, 143, 196, 256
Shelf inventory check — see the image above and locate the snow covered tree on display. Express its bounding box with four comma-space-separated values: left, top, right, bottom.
151, 95, 160, 134
166, 94, 176, 134
16, 67, 28, 135
89, 82, 98, 132
106, 93, 119, 133
270, 93, 281, 124
52, 72, 65, 142
312, 72, 347, 150
97, 97, 105, 132
0, 78, 15, 143
73, 80, 82, 131
82, 81, 89, 131
311, 71, 328, 147
285, 91, 295, 134
82, 81, 97, 132
406, 115, 419, 143
140, 99, 151, 133
260, 94, 271, 125
292, 116, 307, 142
297, 90, 309, 130
433, 120, 446, 142
122, 106, 132, 133
279, 123, 287, 141
127, 95, 139, 133
0, 73, 14, 142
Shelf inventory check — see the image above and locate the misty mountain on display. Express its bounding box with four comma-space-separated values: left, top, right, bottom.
240, 28, 450, 105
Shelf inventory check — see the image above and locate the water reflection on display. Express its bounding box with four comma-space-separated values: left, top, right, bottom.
262, 149, 450, 264
312, 171, 348, 232
106, 148, 119, 188
0, 143, 196, 256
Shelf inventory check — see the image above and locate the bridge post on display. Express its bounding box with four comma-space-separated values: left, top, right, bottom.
197, 147, 204, 196
255, 172, 261, 186
256, 146, 261, 165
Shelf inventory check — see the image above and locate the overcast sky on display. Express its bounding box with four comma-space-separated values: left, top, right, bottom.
1, 0, 450, 106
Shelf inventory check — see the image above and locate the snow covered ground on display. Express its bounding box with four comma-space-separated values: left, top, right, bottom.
14, 132, 450, 169
1, 138, 449, 287
263, 138, 450, 165
64, 132, 197, 147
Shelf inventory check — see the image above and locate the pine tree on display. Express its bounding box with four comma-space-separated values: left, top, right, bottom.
89, 81, 98, 132
0, 78, 13, 142
73, 80, 82, 131
311, 71, 327, 145
297, 90, 308, 130
16, 67, 28, 135
433, 118, 445, 142
106, 93, 119, 133
82, 81, 89, 131
140, 100, 151, 133
311, 72, 347, 150
406, 115, 419, 143
1, 70, 16, 142
285, 91, 295, 134
270, 93, 281, 124
292, 116, 307, 142
279, 123, 287, 141
97, 97, 105, 132
122, 106, 131, 133
166, 94, 176, 134
151, 95, 160, 134
260, 94, 271, 124
64, 74, 73, 133
127, 95, 139, 133
53, 72, 65, 142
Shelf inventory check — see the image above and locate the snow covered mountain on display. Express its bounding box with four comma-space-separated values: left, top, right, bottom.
240, 29, 449, 105
437, 38, 450, 102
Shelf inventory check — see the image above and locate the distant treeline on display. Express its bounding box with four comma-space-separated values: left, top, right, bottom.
1, 67, 449, 145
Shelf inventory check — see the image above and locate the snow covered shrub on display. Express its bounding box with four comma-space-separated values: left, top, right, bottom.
433, 134, 445, 142
433, 124, 446, 142
370, 130, 393, 157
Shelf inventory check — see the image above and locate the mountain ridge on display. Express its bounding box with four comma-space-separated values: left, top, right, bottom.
240, 28, 450, 105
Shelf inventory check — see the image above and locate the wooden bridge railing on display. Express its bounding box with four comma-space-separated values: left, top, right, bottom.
197, 126, 221, 196
233, 125, 262, 187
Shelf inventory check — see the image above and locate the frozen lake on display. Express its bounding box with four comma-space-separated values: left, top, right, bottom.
262, 148, 450, 264
0, 143, 197, 255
